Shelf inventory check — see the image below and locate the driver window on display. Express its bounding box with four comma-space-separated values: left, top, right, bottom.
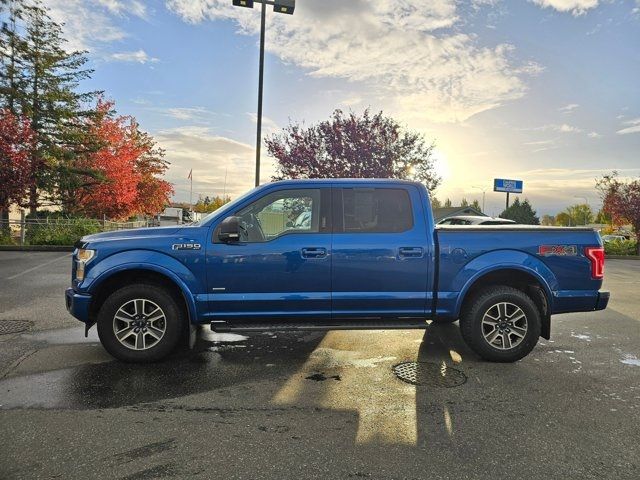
236, 188, 321, 242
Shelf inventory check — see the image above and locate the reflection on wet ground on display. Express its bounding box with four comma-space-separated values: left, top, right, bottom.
2, 312, 640, 479
0, 327, 330, 409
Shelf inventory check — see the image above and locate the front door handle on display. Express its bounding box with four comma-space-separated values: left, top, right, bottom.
398, 247, 424, 258
301, 247, 327, 259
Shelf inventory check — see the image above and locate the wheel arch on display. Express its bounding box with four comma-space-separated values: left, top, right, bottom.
87, 265, 197, 329
456, 265, 553, 339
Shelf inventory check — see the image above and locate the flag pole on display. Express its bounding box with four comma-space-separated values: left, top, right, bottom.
189, 169, 193, 212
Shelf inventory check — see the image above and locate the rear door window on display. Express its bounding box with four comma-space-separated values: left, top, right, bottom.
338, 188, 413, 233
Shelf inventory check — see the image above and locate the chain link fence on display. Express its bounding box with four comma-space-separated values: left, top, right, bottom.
0, 216, 151, 246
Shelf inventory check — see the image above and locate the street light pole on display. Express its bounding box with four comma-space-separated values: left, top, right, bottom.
472, 186, 487, 213
255, 1, 266, 187
232, 0, 295, 188
574, 196, 589, 225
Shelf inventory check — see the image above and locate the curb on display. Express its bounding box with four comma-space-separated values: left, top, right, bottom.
0, 245, 74, 252
605, 255, 640, 260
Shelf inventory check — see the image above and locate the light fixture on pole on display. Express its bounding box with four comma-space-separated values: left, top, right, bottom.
232, 0, 295, 187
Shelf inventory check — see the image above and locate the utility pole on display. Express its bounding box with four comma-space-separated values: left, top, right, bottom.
255, 1, 266, 187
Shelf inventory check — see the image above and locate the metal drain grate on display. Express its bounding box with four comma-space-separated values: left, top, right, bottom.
0, 320, 32, 335
393, 361, 467, 388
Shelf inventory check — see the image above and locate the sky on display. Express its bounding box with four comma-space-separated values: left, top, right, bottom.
41, 0, 640, 216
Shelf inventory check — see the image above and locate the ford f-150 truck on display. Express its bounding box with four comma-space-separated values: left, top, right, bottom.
65, 179, 609, 363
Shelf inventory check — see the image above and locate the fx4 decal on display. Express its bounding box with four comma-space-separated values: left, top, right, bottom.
538, 245, 577, 256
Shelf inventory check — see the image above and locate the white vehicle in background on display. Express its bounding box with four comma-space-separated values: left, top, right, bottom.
437, 215, 516, 226
601, 234, 627, 243
158, 207, 183, 226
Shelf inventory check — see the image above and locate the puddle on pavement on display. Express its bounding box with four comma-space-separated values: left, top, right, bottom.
21, 326, 100, 345
0, 330, 327, 410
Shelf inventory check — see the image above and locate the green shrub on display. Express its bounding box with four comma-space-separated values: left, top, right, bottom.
25, 219, 103, 245
604, 239, 638, 256
0, 230, 16, 246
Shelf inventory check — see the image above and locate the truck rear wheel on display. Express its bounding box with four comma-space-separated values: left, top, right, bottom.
459, 286, 541, 362
97, 284, 185, 363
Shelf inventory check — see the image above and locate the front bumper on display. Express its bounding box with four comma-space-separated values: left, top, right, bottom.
65, 287, 92, 323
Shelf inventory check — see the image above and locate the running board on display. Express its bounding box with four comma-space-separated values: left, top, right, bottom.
210, 319, 429, 333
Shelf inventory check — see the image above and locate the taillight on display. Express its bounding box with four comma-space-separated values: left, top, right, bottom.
584, 247, 604, 279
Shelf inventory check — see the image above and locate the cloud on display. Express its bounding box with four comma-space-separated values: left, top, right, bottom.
155, 127, 273, 200
587, 131, 602, 138
530, 1, 599, 16
524, 139, 555, 146
110, 49, 159, 63
96, 0, 148, 18
247, 113, 280, 136
559, 103, 579, 113
616, 118, 640, 135
531, 123, 582, 133
44, 0, 148, 52
166, 0, 539, 123
160, 107, 218, 122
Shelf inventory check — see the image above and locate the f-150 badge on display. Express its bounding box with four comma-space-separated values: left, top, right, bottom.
172, 243, 201, 251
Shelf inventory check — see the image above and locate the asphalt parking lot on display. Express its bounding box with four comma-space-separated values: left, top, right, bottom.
0, 252, 639, 479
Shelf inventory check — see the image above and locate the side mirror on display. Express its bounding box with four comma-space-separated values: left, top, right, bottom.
218, 216, 241, 242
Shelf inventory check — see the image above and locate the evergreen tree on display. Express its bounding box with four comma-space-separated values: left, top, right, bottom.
0, 0, 28, 114
444, 198, 452, 208
4, 1, 100, 213
461, 197, 469, 207
500, 198, 539, 225
471, 199, 481, 211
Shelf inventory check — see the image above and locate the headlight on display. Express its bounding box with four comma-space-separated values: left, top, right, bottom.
77, 249, 95, 263
76, 249, 95, 280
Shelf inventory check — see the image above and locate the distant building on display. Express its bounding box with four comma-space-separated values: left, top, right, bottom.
432, 206, 486, 222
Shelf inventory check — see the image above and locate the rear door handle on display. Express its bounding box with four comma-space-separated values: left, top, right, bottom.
301, 247, 327, 259
398, 247, 424, 258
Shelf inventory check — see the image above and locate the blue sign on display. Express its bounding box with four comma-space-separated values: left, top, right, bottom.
494, 178, 523, 193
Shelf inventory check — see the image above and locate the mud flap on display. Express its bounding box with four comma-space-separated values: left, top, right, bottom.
84, 320, 95, 338
188, 323, 197, 349
530, 285, 551, 340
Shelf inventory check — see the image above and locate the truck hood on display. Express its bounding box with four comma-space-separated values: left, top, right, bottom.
79, 226, 184, 244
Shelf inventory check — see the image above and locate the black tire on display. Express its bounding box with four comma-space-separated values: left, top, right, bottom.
459, 286, 541, 362
431, 318, 457, 324
97, 283, 186, 363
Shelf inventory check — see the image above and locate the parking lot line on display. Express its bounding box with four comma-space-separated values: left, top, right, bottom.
5, 253, 72, 280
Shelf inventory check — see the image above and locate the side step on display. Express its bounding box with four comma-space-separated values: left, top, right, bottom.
211, 319, 429, 333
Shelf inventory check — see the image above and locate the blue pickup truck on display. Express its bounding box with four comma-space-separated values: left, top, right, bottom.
66, 179, 609, 363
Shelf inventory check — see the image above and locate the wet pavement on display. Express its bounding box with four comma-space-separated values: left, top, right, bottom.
0, 254, 639, 479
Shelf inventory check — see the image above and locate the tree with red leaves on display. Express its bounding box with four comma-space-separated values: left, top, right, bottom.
132, 129, 174, 217
598, 172, 640, 255
68, 100, 172, 220
0, 109, 35, 231
266, 109, 441, 191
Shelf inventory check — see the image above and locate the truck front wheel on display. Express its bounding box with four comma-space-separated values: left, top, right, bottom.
97, 284, 186, 363
459, 286, 541, 362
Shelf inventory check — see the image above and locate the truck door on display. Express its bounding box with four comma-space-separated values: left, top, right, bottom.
331, 185, 430, 320
207, 186, 332, 323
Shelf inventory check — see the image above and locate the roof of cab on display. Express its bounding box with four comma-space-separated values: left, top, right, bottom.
267, 178, 423, 186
